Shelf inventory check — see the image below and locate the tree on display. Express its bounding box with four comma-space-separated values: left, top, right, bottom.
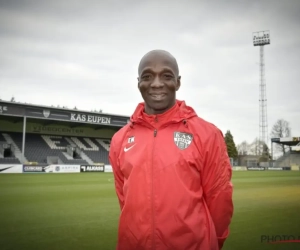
237, 140, 250, 155
249, 138, 264, 156
259, 143, 271, 162
270, 119, 291, 155
224, 130, 238, 159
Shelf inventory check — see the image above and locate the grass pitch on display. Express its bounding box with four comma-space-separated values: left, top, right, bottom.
0, 171, 299, 250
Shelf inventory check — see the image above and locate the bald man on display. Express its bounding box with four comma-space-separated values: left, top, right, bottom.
109, 50, 233, 250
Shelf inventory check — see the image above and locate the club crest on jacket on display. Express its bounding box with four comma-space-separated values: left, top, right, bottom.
174, 132, 193, 150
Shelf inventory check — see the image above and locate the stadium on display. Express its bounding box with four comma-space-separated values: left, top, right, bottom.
1, 0, 300, 248
0, 100, 129, 172
1, 99, 300, 250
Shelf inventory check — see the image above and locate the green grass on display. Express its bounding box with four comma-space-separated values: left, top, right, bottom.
0, 171, 300, 250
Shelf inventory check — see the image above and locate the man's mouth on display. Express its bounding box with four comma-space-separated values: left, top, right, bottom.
150, 93, 166, 100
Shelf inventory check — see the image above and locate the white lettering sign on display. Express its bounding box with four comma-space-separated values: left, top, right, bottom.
70, 113, 111, 124
81, 165, 104, 172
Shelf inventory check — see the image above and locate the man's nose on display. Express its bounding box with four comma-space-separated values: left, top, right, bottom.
150, 76, 163, 88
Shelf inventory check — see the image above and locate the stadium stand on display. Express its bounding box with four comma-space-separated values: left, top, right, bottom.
0, 158, 20, 164
0, 157, 20, 164
0, 132, 110, 165
0, 132, 21, 164
77, 137, 110, 164
274, 150, 300, 167
0, 133, 6, 142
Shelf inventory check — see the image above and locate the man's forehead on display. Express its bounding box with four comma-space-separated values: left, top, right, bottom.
138, 50, 179, 76
140, 66, 175, 75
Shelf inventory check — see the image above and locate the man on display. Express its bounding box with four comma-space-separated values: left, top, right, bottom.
109, 50, 233, 250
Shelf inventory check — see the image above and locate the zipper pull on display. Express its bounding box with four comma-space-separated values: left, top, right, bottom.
154, 129, 157, 137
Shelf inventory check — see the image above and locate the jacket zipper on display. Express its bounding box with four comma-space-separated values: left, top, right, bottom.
152, 128, 157, 250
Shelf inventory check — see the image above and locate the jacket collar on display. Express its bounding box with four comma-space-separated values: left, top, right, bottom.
130, 100, 197, 128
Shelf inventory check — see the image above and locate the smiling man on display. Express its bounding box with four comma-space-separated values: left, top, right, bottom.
109, 50, 234, 250
137, 50, 180, 114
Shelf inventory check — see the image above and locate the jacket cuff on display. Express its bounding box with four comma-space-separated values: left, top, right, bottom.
217, 229, 230, 249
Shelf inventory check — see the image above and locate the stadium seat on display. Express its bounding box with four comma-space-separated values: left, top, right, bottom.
0, 132, 110, 165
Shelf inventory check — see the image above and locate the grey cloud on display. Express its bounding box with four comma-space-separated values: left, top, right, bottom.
0, 0, 299, 146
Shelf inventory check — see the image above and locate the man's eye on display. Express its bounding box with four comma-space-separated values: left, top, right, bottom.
163, 74, 173, 79
142, 75, 151, 80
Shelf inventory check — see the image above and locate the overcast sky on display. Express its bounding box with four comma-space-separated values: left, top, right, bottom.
0, 0, 299, 146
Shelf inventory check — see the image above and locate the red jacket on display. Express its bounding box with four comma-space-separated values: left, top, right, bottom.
109, 100, 233, 250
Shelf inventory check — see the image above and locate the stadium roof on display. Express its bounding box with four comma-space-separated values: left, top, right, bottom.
0, 115, 120, 130
0, 100, 129, 118
0, 100, 130, 128
271, 137, 300, 146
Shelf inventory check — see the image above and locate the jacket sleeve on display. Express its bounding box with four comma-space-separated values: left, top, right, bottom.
109, 135, 125, 210
202, 129, 234, 250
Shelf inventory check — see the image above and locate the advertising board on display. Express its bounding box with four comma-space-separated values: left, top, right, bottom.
247, 167, 265, 171
80, 165, 105, 172
0, 165, 23, 173
23, 165, 80, 173
44, 165, 80, 173
1, 164, 112, 174
23, 165, 46, 173
232, 166, 247, 171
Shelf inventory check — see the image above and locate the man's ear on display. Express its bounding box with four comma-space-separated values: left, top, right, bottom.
137, 77, 140, 89
176, 76, 181, 91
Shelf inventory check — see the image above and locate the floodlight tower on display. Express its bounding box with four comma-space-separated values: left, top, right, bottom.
252, 30, 270, 151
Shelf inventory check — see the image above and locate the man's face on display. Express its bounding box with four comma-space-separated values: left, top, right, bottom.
138, 52, 181, 115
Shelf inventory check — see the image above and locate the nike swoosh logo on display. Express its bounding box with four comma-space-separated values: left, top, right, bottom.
124, 145, 135, 152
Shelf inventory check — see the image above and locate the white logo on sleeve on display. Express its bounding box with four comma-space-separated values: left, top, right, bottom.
124, 144, 135, 152
128, 136, 135, 143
